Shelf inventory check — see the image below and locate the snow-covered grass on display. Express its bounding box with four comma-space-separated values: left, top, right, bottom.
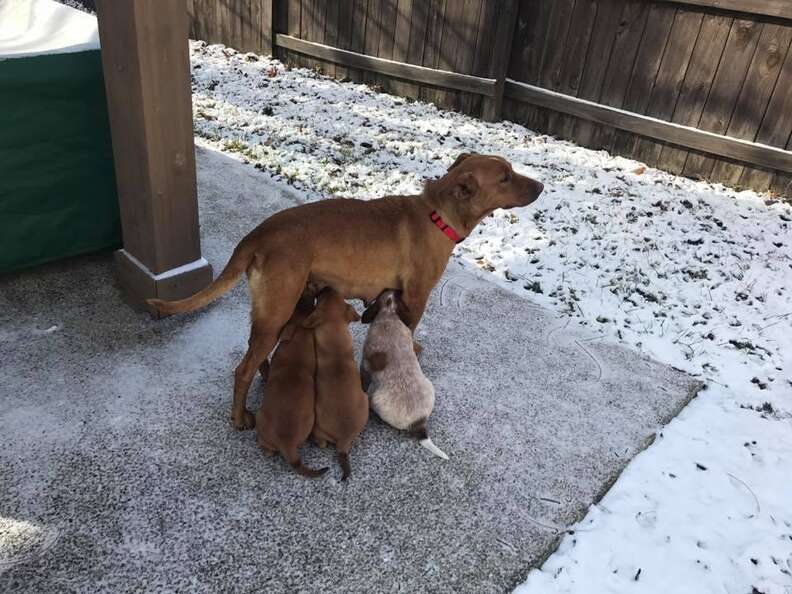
189, 41, 792, 593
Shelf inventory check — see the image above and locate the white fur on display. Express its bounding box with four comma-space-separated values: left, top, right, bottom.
361, 292, 448, 459
419, 438, 449, 460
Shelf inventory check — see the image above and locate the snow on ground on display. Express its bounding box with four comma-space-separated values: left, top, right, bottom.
189, 41, 792, 593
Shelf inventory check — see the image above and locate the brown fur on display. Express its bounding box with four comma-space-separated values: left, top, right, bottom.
255, 296, 328, 478
146, 154, 543, 429
304, 289, 368, 481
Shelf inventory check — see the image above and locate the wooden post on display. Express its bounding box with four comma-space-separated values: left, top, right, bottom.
481, 0, 519, 123
95, 0, 212, 312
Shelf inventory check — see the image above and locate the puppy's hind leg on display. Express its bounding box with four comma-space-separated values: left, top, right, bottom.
336, 440, 353, 481
283, 444, 328, 478
231, 260, 310, 430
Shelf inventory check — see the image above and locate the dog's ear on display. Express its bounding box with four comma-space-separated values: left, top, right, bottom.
448, 153, 472, 171
278, 321, 298, 342
301, 310, 324, 328
345, 304, 361, 323
452, 171, 479, 200
361, 301, 379, 324
394, 297, 411, 328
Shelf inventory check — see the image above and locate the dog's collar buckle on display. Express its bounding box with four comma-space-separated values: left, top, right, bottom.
429, 211, 464, 244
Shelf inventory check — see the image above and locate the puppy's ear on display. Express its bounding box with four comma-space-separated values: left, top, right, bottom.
448, 153, 471, 171
345, 304, 361, 323
453, 171, 479, 200
278, 321, 297, 342
301, 310, 324, 328
361, 301, 379, 324
395, 297, 412, 328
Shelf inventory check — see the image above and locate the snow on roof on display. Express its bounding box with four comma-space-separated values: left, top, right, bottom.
0, 0, 99, 59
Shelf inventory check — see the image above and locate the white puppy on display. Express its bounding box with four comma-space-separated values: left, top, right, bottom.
360, 290, 448, 460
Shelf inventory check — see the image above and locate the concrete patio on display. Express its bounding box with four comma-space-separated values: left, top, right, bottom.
0, 145, 701, 593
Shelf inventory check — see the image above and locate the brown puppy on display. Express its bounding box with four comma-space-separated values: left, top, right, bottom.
256, 296, 327, 478
304, 288, 368, 481
148, 154, 543, 429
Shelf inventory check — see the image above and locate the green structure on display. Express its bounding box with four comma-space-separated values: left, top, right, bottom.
0, 0, 120, 275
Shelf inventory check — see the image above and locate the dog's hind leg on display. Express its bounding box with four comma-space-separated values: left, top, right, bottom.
283, 444, 328, 478
231, 260, 309, 430
336, 439, 353, 481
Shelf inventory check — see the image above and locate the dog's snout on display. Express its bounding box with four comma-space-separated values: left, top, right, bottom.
533, 181, 544, 195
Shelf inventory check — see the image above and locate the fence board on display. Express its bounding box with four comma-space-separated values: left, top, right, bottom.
743, 44, 792, 191
456, 0, 482, 114
419, 0, 446, 105
375, 0, 399, 94
657, 13, 733, 174
633, 8, 704, 167
539, 0, 576, 133
611, 2, 676, 157
390, 0, 415, 97
433, 0, 464, 110
586, 1, 651, 150
710, 23, 792, 186
504, 0, 553, 133
479, 0, 518, 121
402, 0, 428, 99
555, 0, 600, 139
683, 17, 762, 179
323, 0, 340, 78
348, 0, 367, 82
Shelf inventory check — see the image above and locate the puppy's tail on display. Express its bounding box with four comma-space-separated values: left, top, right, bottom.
147, 243, 253, 316
410, 418, 449, 460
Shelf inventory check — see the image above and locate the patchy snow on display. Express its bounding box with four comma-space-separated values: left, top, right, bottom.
188, 41, 792, 593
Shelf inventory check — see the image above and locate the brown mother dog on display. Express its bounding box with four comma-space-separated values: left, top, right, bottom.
148, 153, 543, 429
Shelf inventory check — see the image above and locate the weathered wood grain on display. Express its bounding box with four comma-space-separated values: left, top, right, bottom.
611, 2, 676, 157
633, 8, 704, 167
275, 34, 497, 95
683, 17, 761, 179
504, 80, 792, 174
657, 13, 733, 174
710, 23, 792, 185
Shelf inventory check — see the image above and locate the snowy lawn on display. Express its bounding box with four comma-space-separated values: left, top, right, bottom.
189, 41, 792, 594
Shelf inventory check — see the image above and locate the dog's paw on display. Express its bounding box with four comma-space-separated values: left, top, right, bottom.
232, 409, 256, 430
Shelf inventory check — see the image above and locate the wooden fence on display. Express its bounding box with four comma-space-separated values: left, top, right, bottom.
185, 0, 792, 198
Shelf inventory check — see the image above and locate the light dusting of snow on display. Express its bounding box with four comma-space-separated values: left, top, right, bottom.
188, 41, 792, 594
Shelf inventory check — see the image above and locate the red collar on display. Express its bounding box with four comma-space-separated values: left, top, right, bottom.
430, 211, 464, 244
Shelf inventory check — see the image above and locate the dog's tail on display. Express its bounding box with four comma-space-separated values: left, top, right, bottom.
147, 244, 253, 316
410, 418, 449, 460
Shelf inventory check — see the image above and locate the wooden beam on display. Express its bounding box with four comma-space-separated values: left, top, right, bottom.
504, 80, 792, 174
661, 0, 792, 20
481, 0, 519, 122
96, 0, 212, 311
275, 33, 498, 96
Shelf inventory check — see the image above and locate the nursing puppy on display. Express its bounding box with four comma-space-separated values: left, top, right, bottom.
147, 154, 544, 431
256, 296, 328, 478
361, 290, 448, 460
304, 288, 368, 481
